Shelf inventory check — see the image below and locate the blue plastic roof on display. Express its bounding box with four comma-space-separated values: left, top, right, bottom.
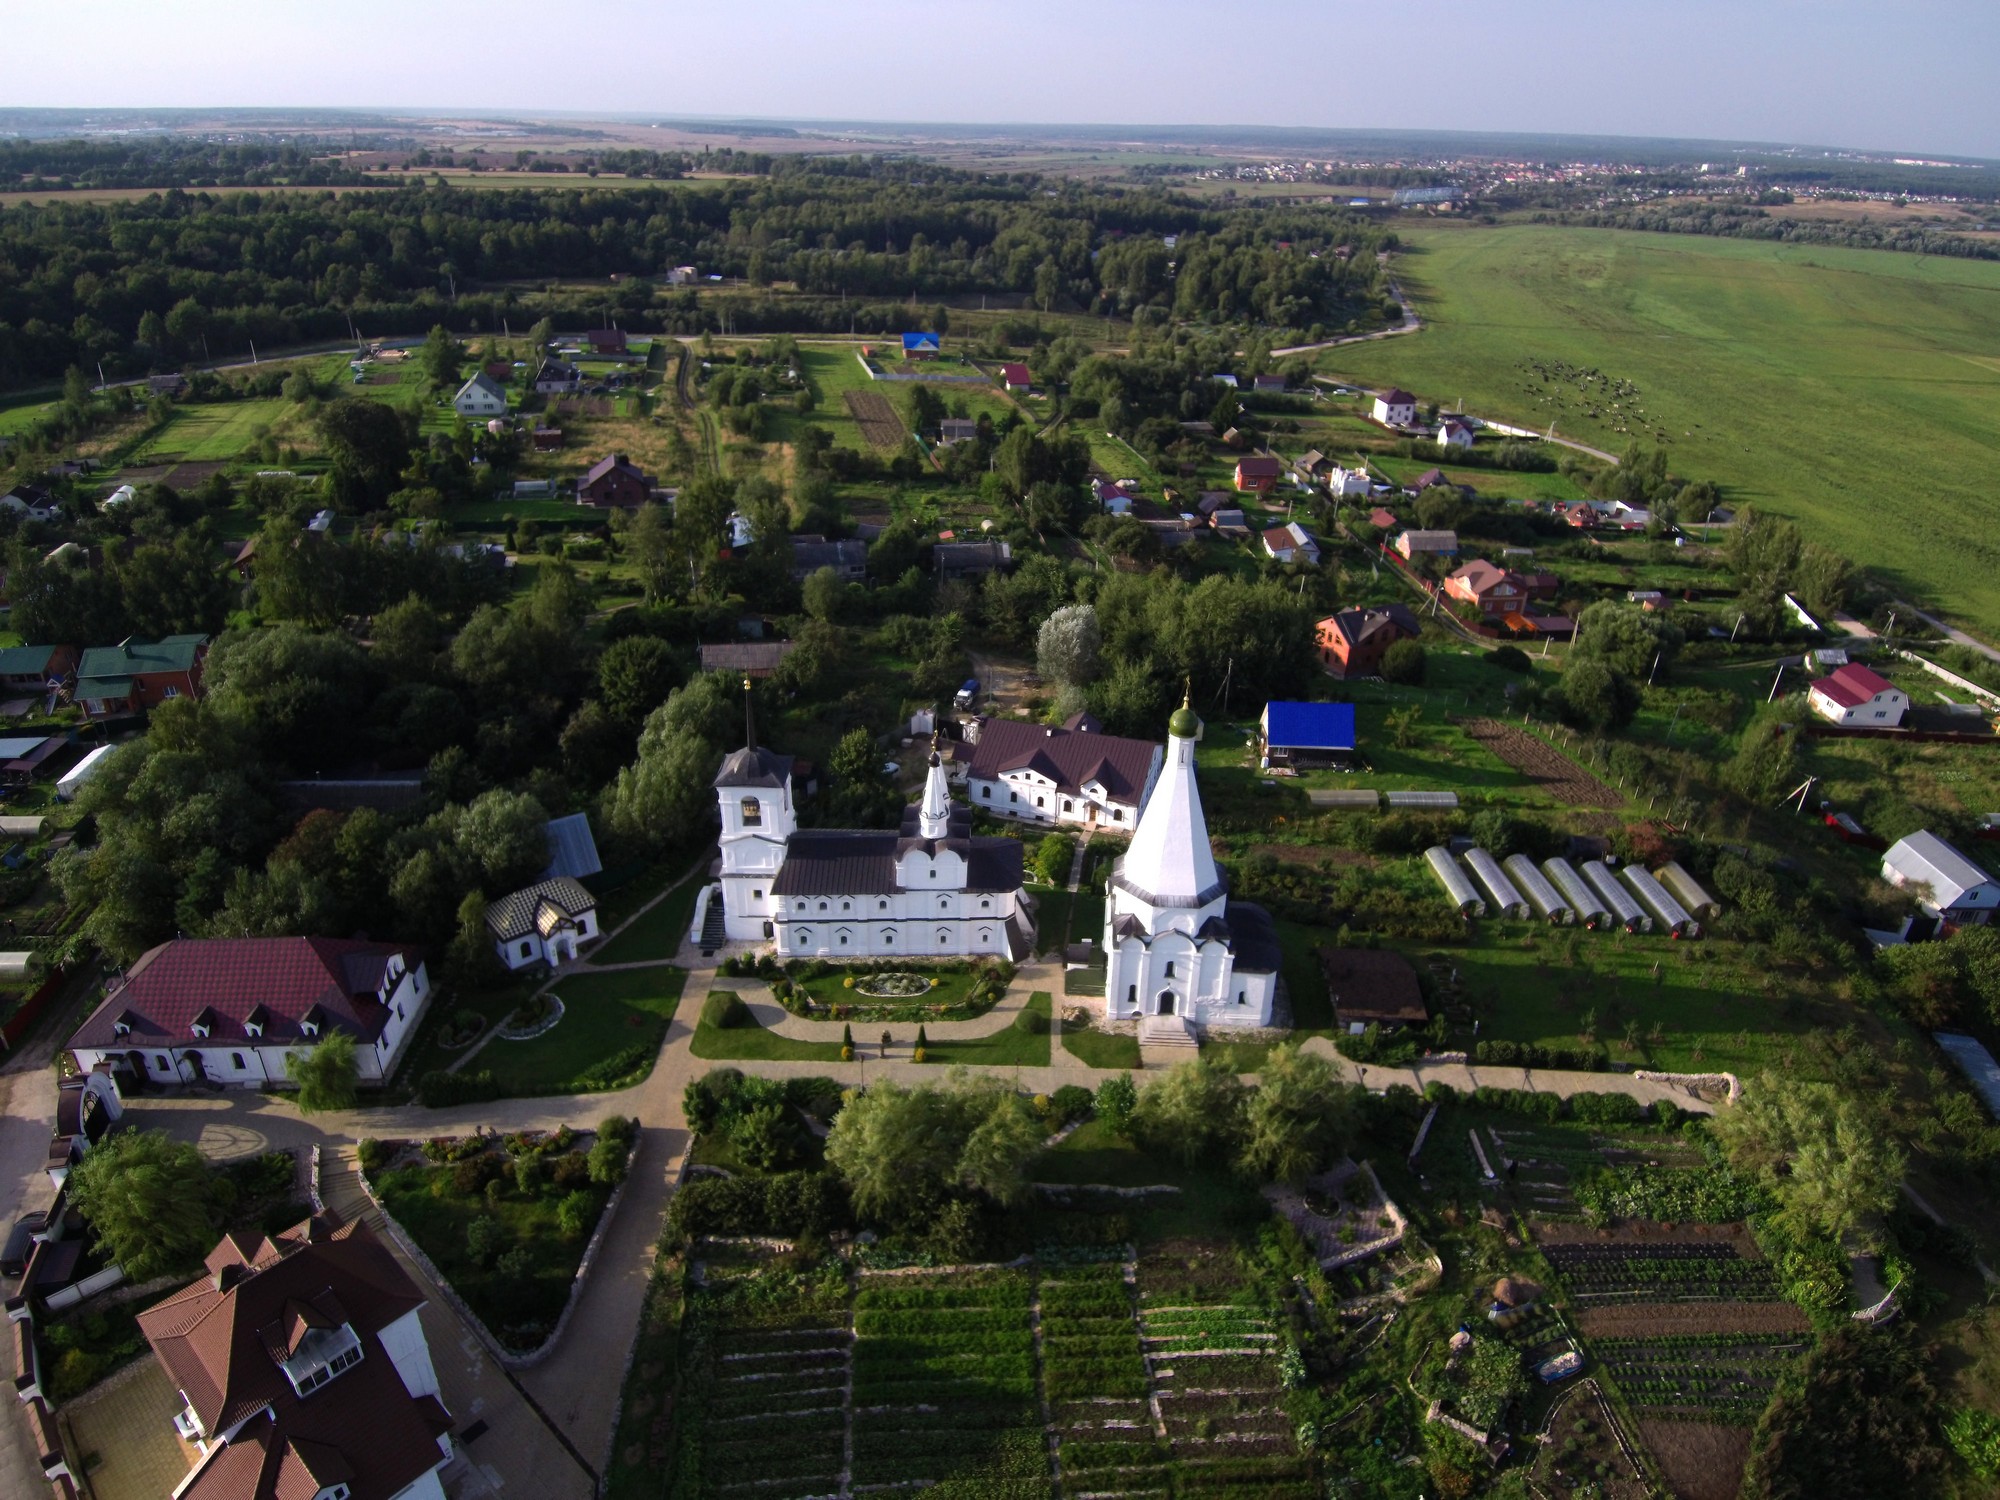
1937, 1032, 2000, 1120
902, 332, 941, 351
1263, 701, 1356, 750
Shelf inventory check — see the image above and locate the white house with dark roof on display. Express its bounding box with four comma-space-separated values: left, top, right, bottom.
451, 372, 508, 419
711, 688, 1032, 957
964, 714, 1163, 830
1372, 388, 1418, 427
1102, 699, 1281, 1036
485, 876, 599, 970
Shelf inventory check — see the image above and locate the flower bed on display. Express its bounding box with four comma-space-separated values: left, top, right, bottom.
853, 970, 932, 998
497, 993, 565, 1042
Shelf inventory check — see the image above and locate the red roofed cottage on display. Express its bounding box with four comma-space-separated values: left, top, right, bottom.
1807, 662, 1908, 727
68, 937, 432, 1090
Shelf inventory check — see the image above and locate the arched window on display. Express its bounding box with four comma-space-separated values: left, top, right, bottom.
1156, 991, 1176, 1015
878, 899, 889, 911
819, 901, 829, 912
1062, 798, 1072, 812
841, 901, 850, 912
980, 899, 990, 910
937, 930, 950, 945
1126, 984, 1136, 1004
838, 931, 850, 947
740, 797, 762, 828
1235, 990, 1246, 1005
796, 900, 806, 912
796, 929, 813, 948
939, 898, 950, 910
1036, 796, 1045, 808
1164, 960, 1176, 979
882, 929, 895, 946
980, 785, 991, 799
978, 929, 992, 946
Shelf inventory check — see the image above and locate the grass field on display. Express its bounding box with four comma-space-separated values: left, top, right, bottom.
1326, 224, 2000, 637
477, 967, 685, 1093
126, 399, 300, 462
589, 874, 703, 965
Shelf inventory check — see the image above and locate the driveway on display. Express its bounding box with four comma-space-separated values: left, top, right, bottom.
0, 1017, 65, 1499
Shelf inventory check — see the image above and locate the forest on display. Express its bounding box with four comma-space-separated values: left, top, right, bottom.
0, 160, 1395, 390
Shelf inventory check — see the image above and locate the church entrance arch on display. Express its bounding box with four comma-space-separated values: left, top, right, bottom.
1156, 991, 1176, 1015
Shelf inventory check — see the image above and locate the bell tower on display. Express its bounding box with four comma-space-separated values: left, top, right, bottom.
714, 678, 796, 940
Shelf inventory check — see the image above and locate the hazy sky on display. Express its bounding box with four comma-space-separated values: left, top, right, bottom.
8, 0, 1996, 160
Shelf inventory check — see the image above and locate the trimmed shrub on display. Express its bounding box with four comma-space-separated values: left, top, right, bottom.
1050, 1084, 1094, 1124
418, 1069, 501, 1108
1012, 1004, 1047, 1036
357, 1138, 389, 1172
702, 991, 751, 1030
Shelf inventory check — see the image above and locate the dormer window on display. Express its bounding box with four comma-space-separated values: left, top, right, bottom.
301, 1018, 321, 1037
281, 1322, 364, 1397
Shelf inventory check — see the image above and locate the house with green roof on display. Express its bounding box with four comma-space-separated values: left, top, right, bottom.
73, 634, 208, 719
0, 644, 76, 695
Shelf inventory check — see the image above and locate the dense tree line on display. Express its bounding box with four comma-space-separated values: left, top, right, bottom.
1538, 203, 2000, 261
0, 138, 372, 193
0, 164, 1394, 389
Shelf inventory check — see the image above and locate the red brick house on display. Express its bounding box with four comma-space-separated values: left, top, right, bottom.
1445, 559, 1526, 614
1316, 604, 1420, 677
585, 328, 628, 355
74, 635, 208, 719
578, 454, 655, 509
1234, 456, 1284, 494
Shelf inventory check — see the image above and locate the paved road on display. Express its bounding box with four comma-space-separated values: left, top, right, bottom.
1892, 599, 2000, 666
1272, 282, 1421, 356
0, 1025, 63, 1500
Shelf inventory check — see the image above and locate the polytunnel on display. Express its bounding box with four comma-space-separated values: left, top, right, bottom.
1464, 847, 1531, 919
1542, 858, 1609, 928
1581, 860, 1651, 932
1425, 846, 1485, 917
1623, 865, 1699, 938
1505, 853, 1571, 924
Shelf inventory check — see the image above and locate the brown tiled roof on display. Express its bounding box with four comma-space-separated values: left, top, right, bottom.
139, 1214, 446, 1500
965, 718, 1160, 803
69, 939, 414, 1052
1321, 947, 1428, 1027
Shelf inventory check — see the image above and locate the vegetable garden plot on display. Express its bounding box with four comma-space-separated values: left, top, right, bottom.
851, 1270, 1048, 1498
668, 1265, 852, 1500
1589, 1333, 1806, 1422
1541, 1242, 1785, 1303
1134, 1246, 1313, 1495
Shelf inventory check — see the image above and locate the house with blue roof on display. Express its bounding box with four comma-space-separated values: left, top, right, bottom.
901, 332, 941, 360
1259, 701, 1357, 770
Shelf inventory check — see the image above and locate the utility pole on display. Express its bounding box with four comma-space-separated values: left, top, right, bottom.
249, 339, 259, 365
94, 361, 105, 391
1729, 613, 1744, 644
1648, 649, 1662, 687
1767, 663, 1785, 702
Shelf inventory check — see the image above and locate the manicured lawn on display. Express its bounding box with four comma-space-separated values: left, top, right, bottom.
1060, 1022, 1141, 1070
477, 967, 685, 1094
690, 992, 845, 1062
794, 964, 986, 1012
922, 991, 1052, 1067
1031, 885, 1071, 955
393, 981, 534, 1087
1029, 1118, 1265, 1238
592, 871, 705, 964
1328, 223, 2000, 636
373, 1154, 611, 1351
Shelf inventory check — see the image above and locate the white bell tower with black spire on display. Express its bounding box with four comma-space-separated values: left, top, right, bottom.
714, 678, 797, 941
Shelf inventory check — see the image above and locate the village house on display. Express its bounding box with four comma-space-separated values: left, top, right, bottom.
1101, 699, 1281, 1034
533, 359, 582, 394
1372, 388, 1418, 427
531, 427, 565, 451
450, 372, 508, 419
1883, 830, 2000, 926
1394, 529, 1459, 562
965, 714, 1162, 831
1262, 521, 1320, 566
1252, 374, 1288, 395
998, 362, 1032, 391
585, 327, 628, 355
1234, 455, 1284, 494
1329, 466, 1372, 500
0, 483, 61, 523
1808, 661, 1909, 727
1208, 508, 1250, 539
68, 936, 432, 1089
790, 536, 868, 583
1094, 479, 1135, 514
1367, 506, 1400, 530
901, 332, 941, 360
1408, 467, 1451, 494
1260, 700, 1357, 769
937, 418, 980, 445
1292, 449, 1332, 483
577, 453, 655, 509
1436, 418, 1476, 449
935, 539, 1013, 582
74, 633, 208, 719
1316, 604, 1420, 678
485, 875, 599, 970
0, 644, 75, 695
136, 1211, 456, 1500
1445, 559, 1527, 614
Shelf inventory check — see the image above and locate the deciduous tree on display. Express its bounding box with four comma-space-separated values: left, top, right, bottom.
66, 1130, 231, 1278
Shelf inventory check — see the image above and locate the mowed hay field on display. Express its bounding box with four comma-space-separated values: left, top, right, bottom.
1325, 225, 2000, 635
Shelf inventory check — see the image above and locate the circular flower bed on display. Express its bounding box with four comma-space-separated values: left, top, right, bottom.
498, 994, 566, 1042
854, 971, 934, 998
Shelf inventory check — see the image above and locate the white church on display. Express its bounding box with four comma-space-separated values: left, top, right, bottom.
1102, 697, 1281, 1036
710, 693, 1034, 960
